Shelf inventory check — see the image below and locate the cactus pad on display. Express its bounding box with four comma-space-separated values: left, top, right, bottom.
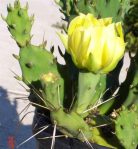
57, 0, 131, 22
19, 44, 58, 84
5, 0, 33, 47
115, 106, 138, 149
19, 44, 64, 109
51, 108, 93, 140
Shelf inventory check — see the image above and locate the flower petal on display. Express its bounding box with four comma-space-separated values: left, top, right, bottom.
98, 17, 112, 26
68, 14, 85, 36
115, 22, 124, 39
57, 32, 68, 52
102, 37, 125, 73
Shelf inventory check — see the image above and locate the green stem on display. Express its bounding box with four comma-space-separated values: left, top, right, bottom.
73, 71, 101, 115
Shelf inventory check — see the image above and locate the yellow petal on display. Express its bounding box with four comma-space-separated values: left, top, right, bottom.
76, 27, 92, 66
68, 27, 82, 55
102, 37, 125, 73
85, 13, 100, 26
101, 25, 117, 68
57, 32, 68, 52
98, 17, 112, 26
115, 22, 124, 39
68, 14, 85, 36
105, 23, 116, 38
68, 27, 84, 67
85, 53, 101, 73
86, 27, 104, 72
101, 38, 116, 69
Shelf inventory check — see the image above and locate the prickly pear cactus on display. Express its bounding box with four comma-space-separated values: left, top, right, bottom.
56, 0, 131, 22
4, 0, 65, 111
4, 0, 138, 149
114, 106, 138, 149
4, 0, 33, 47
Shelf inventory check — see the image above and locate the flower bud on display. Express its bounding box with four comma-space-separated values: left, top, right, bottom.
59, 13, 125, 73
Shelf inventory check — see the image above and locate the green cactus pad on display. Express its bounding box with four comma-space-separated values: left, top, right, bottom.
6, 0, 33, 47
40, 73, 64, 110
115, 106, 138, 149
57, 0, 131, 22
89, 75, 106, 108
51, 108, 115, 148
92, 0, 131, 22
51, 108, 93, 140
19, 44, 59, 83
73, 72, 100, 115
19, 44, 64, 108
92, 127, 116, 149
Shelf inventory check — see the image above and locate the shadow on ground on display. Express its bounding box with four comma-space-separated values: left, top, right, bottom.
0, 86, 36, 149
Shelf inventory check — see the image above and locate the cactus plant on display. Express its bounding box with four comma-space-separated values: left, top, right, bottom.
3, 0, 138, 149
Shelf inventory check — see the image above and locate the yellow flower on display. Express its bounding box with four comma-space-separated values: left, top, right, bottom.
59, 13, 125, 73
